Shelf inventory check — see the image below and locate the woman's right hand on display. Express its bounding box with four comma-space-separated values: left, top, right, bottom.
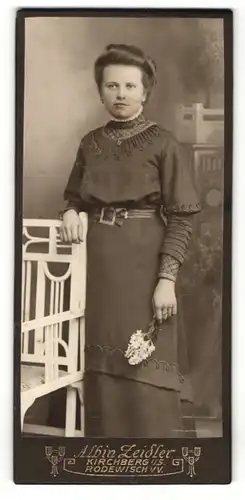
60, 209, 83, 243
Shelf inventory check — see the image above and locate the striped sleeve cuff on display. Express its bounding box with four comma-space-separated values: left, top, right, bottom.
161, 214, 193, 264
158, 255, 180, 282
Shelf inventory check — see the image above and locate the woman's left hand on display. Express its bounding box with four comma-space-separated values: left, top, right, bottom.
153, 279, 177, 324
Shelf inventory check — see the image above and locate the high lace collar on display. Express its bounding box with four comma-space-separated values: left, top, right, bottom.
106, 112, 147, 130
102, 112, 158, 144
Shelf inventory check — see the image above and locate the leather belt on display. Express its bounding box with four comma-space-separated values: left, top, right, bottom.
90, 207, 157, 227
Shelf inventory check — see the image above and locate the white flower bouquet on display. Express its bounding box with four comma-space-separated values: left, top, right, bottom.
124, 317, 158, 365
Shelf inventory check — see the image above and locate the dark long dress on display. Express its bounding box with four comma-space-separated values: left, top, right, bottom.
63, 114, 201, 437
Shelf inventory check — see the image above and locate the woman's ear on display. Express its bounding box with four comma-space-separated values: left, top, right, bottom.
142, 89, 147, 104
99, 90, 104, 104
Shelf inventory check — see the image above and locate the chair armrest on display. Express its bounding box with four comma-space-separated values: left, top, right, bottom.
22, 309, 84, 332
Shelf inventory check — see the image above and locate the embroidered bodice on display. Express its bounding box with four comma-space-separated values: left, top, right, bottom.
63, 113, 201, 278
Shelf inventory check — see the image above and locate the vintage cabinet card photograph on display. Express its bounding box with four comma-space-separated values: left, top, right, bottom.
14, 8, 232, 484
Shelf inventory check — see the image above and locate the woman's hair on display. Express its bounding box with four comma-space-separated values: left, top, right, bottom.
94, 44, 157, 96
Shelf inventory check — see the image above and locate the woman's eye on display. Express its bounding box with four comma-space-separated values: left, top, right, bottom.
107, 83, 117, 89
126, 83, 135, 89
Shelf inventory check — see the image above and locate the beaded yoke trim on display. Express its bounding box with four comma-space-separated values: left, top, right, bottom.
85, 114, 160, 158
103, 114, 157, 142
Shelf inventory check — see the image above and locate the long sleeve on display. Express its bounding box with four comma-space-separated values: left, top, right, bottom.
62, 138, 86, 214
158, 134, 201, 281
158, 214, 194, 281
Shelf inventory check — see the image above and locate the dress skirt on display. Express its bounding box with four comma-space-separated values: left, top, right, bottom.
84, 212, 194, 437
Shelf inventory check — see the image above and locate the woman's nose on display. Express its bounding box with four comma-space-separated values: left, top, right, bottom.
116, 87, 126, 99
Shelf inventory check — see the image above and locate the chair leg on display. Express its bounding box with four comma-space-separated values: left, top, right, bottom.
77, 384, 84, 436
21, 408, 25, 431
65, 386, 77, 437
21, 395, 36, 432
70, 381, 84, 436
80, 396, 84, 436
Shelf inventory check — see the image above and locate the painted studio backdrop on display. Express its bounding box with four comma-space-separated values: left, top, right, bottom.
22, 16, 224, 436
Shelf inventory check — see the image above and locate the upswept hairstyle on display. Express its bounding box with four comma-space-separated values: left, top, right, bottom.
94, 44, 157, 97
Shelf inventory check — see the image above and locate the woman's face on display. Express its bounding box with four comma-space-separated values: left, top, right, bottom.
100, 64, 147, 119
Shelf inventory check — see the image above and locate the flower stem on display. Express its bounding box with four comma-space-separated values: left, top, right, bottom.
144, 316, 158, 342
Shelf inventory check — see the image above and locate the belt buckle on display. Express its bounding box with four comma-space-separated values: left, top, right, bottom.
121, 208, 128, 219
99, 207, 117, 225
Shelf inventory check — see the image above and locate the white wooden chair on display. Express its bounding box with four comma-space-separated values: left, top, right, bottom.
21, 213, 87, 437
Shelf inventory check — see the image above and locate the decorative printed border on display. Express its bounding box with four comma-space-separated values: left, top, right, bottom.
44, 444, 201, 479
